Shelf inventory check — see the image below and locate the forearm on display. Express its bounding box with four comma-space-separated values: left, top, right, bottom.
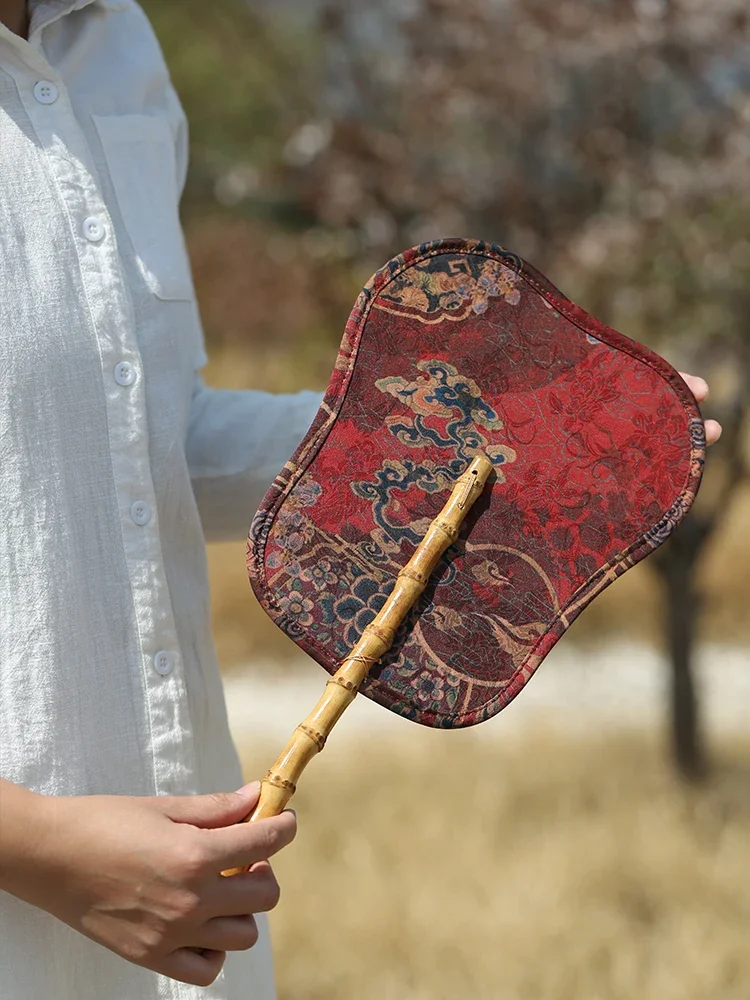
187, 378, 322, 542
0, 777, 46, 898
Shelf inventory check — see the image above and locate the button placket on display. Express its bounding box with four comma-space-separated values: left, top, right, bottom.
130, 500, 152, 526
113, 361, 136, 387
33, 80, 59, 105
153, 651, 175, 676
8, 54, 200, 796
82, 217, 106, 242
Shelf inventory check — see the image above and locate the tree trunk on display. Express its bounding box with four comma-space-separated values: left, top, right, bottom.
661, 550, 706, 782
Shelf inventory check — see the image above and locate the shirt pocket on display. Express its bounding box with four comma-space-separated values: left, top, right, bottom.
93, 113, 194, 302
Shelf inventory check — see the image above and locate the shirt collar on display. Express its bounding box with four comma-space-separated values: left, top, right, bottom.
28, 0, 125, 37
29, 0, 124, 11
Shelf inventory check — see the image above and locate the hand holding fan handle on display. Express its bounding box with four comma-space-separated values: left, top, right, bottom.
223, 453, 492, 877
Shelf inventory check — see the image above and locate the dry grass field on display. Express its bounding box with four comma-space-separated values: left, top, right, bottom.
240, 731, 750, 1000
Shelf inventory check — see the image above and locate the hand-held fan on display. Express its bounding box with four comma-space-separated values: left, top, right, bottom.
224, 238, 705, 874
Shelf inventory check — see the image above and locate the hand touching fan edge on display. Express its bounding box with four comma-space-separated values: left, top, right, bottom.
679, 374, 720, 445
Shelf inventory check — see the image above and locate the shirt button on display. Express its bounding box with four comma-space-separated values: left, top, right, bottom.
82, 217, 106, 243
153, 650, 174, 676
130, 500, 152, 526
34, 80, 59, 105
113, 361, 136, 387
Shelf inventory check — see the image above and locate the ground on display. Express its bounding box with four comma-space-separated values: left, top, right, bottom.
233, 726, 750, 1000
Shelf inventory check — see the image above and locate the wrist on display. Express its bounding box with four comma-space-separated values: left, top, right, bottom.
0, 778, 52, 899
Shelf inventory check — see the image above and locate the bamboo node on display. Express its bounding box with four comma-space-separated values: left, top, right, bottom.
362, 622, 393, 644
297, 723, 327, 751
265, 772, 297, 794
398, 567, 427, 586
433, 519, 460, 541
327, 676, 358, 692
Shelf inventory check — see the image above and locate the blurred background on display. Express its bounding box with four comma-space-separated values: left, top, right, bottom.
144, 2, 750, 997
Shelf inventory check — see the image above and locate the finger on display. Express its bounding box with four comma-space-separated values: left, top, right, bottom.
192, 915, 260, 953
161, 947, 226, 988
705, 418, 722, 446
677, 373, 722, 446
161, 783, 261, 829
201, 811, 297, 872
204, 862, 281, 917
678, 371, 709, 404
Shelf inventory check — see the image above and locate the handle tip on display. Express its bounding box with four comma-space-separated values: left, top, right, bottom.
467, 452, 493, 490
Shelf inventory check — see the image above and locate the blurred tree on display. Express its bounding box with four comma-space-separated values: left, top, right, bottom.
286, 0, 750, 781
140, 0, 354, 382
144, 0, 318, 211
145, 0, 750, 778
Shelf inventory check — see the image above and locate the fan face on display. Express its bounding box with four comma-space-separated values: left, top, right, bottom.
248, 240, 705, 729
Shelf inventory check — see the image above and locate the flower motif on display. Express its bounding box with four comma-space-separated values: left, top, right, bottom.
266, 547, 285, 570
410, 669, 461, 713
374, 255, 521, 323
332, 575, 390, 648
275, 508, 316, 554
278, 587, 315, 627
267, 550, 302, 579
299, 558, 337, 590
296, 478, 323, 508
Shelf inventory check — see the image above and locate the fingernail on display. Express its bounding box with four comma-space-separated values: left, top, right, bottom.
236, 780, 260, 796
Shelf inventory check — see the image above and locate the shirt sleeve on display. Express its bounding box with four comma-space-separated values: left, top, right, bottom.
186, 377, 323, 542
165, 84, 325, 540
167, 81, 190, 200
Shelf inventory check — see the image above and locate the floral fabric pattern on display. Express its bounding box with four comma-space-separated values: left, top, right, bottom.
248, 240, 705, 729
374, 252, 522, 323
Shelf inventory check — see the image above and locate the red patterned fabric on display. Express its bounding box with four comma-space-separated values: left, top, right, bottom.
248, 240, 705, 728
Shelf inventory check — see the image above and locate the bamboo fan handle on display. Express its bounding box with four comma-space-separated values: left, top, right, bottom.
223, 452, 493, 877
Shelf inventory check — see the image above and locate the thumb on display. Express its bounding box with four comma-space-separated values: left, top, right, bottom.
161, 782, 261, 829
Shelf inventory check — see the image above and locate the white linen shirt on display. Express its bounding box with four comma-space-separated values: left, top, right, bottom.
0, 1, 320, 997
